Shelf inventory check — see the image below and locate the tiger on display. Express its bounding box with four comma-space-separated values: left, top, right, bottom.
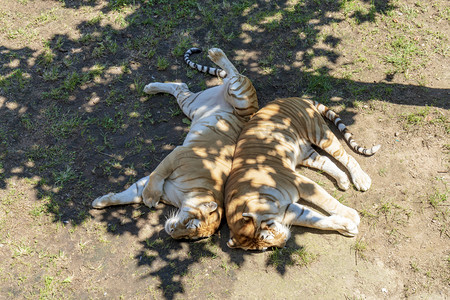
92, 48, 258, 240
224, 97, 380, 250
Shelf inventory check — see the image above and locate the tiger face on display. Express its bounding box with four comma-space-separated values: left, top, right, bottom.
165, 202, 222, 239
227, 216, 290, 250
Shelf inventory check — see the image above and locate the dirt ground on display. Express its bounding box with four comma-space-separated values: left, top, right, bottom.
0, 0, 448, 299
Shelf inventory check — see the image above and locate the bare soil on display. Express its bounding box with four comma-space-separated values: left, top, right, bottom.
0, 0, 448, 299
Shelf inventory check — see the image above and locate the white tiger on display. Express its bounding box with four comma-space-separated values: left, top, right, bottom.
92, 48, 258, 239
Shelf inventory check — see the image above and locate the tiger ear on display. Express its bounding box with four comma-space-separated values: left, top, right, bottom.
200, 202, 218, 214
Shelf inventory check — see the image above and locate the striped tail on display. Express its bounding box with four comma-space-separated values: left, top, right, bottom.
311, 100, 381, 156
184, 48, 227, 78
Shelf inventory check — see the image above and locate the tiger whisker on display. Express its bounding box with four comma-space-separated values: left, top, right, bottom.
165, 208, 179, 221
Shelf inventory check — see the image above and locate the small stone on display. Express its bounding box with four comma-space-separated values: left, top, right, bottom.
382, 288, 388, 293
394, 132, 399, 137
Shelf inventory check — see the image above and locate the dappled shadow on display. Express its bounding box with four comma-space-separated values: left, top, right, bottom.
136, 231, 221, 298
1, 0, 449, 298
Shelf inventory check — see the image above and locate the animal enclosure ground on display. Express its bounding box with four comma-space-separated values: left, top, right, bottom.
0, 0, 448, 299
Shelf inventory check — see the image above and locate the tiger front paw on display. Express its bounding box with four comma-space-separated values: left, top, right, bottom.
143, 82, 161, 94
352, 169, 372, 192
92, 193, 114, 209
340, 208, 360, 226
142, 190, 161, 208
330, 215, 359, 237
337, 174, 351, 190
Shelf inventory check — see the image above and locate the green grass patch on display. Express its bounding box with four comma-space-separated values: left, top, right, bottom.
268, 246, 317, 268
42, 67, 104, 100
0, 69, 29, 92
399, 106, 449, 131
172, 37, 191, 57
44, 106, 83, 139
26, 144, 75, 172
428, 189, 447, 209
384, 36, 422, 74
42, 66, 60, 81
306, 70, 333, 96
351, 239, 367, 263
98, 111, 124, 133
156, 56, 170, 71
400, 106, 430, 126
53, 166, 78, 187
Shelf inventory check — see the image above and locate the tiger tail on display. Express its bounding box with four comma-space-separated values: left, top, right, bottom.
310, 100, 381, 156
184, 47, 228, 78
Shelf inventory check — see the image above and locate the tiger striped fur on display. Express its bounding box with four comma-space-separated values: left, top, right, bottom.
225, 97, 379, 250
184, 47, 227, 78
93, 48, 258, 240
312, 100, 380, 155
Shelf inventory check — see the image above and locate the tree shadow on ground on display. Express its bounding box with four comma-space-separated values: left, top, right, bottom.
0, 0, 448, 298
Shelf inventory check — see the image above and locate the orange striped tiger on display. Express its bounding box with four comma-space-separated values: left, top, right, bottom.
225, 97, 380, 250
93, 48, 258, 239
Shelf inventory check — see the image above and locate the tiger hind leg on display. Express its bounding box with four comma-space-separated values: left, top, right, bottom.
92, 176, 148, 209
294, 173, 360, 226
144, 82, 197, 119
299, 148, 351, 190
207, 48, 258, 118
283, 202, 358, 237
207, 48, 239, 77
317, 127, 372, 191
142, 146, 185, 208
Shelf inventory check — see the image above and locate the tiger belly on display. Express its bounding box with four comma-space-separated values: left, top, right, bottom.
182, 112, 242, 147
161, 180, 185, 208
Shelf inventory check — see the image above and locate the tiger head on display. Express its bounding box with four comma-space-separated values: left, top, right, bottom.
164, 201, 222, 239
227, 213, 291, 251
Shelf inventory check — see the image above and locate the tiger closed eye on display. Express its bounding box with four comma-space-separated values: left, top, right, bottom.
186, 219, 201, 229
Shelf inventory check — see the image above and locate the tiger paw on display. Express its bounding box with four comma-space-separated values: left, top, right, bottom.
337, 174, 351, 190
143, 82, 161, 94
340, 208, 360, 226
92, 193, 114, 209
352, 169, 372, 192
142, 191, 161, 208
144, 82, 189, 98
207, 48, 226, 64
330, 215, 358, 237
